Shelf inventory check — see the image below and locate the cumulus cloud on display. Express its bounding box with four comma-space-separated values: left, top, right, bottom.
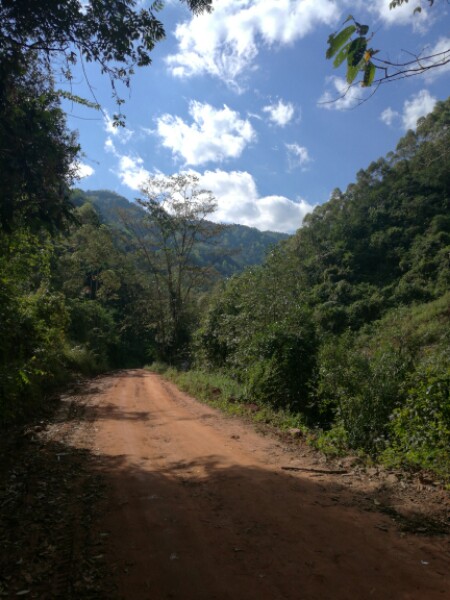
166, 0, 339, 87
73, 161, 95, 179
104, 137, 116, 154
193, 169, 314, 233
155, 101, 256, 166
263, 99, 295, 127
380, 90, 436, 130
402, 89, 436, 130
285, 143, 311, 170
318, 76, 366, 110
380, 106, 400, 126
103, 138, 151, 190
116, 155, 151, 190
107, 153, 313, 232
423, 37, 450, 80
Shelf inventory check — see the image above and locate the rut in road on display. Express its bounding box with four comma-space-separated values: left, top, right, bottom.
81, 370, 449, 600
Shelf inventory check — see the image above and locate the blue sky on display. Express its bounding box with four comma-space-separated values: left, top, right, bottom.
68, 0, 450, 233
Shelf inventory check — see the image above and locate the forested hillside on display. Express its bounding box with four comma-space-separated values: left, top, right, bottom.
174, 98, 450, 479
1, 21, 448, 478
0, 171, 284, 423
72, 189, 288, 277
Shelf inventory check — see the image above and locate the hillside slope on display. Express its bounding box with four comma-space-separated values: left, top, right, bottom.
72, 189, 288, 277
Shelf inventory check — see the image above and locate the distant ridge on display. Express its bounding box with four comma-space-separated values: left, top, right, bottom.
72, 189, 289, 277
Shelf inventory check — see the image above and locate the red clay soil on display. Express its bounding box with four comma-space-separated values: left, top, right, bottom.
4, 369, 448, 599
70, 369, 449, 600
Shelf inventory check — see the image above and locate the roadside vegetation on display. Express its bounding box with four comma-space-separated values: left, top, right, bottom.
149, 99, 450, 481
1, 0, 449, 481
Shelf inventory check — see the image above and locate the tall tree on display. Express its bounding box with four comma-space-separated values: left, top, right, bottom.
120, 173, 222, 361
0, 52, 79, 232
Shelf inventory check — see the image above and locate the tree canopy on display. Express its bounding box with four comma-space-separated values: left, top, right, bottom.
0, 52, 79, 231
119, 173, 222, 360
0, 0, 212, 121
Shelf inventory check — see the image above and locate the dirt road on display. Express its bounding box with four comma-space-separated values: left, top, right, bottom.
55, 368, 446, 600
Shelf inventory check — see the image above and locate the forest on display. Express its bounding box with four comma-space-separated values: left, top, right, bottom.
0, 0, 449, 482
184, 98, 450, 479
2, 94, 449, 480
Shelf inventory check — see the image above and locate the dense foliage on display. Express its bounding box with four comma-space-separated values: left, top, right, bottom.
194, 98, 450, 478
0, 0, 213, 423
0, 53, 79, 232
0, 0, 212, 122
0, 177, 285, 424
1, 1, 449, 481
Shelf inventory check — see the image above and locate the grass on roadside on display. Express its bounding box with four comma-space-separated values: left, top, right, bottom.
145, 364, 307, 433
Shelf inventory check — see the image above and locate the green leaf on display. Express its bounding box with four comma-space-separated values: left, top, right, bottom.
326, 25, 357, 59
362, 62, 376, 87
333, 43, 351, 68
347, 37, 367, 67
346, 63, 360, 84
358, 24, 369, 35
56, 90, 101, 110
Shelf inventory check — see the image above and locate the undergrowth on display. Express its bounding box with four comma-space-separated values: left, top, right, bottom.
147, 360, 450, 484
146, 364, 306, 432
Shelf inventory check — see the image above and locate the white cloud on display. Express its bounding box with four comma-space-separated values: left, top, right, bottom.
155, 101, 256, 166
73, 161, 94, 179
285, 143, 311, 170
116, 155, 151, 190
318, 76, 366, 110
108, 155, 313, 232
380, 90, 436, 131
104, 137, 116, 154
402, 89, 436, 130
423, 37, 450, 80
380, 106, 400, 126
369, 0, 433, 32
166, 0, 340, 87
103, 111, 134, 143
263, 99, 295, 127
193, 169, 314, 233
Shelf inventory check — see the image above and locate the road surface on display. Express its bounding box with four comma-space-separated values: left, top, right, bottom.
75, 370, 449, 599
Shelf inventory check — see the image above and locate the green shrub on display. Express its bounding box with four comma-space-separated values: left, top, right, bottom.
316, 333, 412, 453
386, 358, 450, 479
311, 424, 349, 457
68, 299, 118, 367
147, 361, 170, 375
63, 344, 106, 376
243, 324, 317, 413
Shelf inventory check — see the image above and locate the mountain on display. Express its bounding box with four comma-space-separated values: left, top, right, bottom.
71, 189, 289, 277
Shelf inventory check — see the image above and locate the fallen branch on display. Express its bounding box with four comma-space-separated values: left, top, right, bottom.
281, 466, 348, 475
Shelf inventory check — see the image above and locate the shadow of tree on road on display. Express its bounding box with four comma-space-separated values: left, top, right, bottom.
0, 389, 448, 600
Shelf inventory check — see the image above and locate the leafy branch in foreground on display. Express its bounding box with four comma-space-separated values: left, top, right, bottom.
326, 3, 450, 100
0, 0, 213, 123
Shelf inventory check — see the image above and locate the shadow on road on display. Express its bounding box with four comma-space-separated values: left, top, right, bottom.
0, 386, 448, 600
